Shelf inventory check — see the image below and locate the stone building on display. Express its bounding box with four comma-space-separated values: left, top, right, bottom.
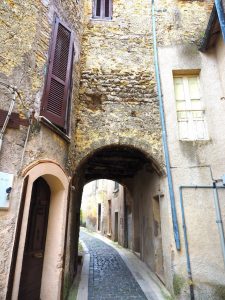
0, 1, 83, 299
81, 180, 125, 244
0, 0, 224, 299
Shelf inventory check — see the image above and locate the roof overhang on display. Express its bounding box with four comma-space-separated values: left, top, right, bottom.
200, 5, 221, 52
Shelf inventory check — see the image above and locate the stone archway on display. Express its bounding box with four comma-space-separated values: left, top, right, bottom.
11, 161, 70, 300
64, 144, 167, 294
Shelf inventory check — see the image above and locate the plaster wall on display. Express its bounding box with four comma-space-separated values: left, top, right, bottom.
215, 33, 225, 94
105, 182, 124, 245
81, 180, 125, 246
126, 168, 172, 288
159, 44, 225, 298
81, 181, 99, 231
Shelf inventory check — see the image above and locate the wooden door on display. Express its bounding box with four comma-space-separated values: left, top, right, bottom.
18, 177, 51, 300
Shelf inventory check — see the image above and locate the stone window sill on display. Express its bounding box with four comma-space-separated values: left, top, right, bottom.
179, 138, 211, 144
90, 18, 114, 22
39, 116, 71, 143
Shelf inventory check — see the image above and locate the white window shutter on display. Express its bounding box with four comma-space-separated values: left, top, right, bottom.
173, 75, 208, 141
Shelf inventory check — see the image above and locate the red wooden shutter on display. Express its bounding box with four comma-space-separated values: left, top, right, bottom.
41, 16, 74, 129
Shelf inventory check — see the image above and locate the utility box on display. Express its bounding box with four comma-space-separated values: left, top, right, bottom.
0, 172, 14, 209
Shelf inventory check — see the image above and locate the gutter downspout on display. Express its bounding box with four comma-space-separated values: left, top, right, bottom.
212, 182, 225, 266
215, 0, 225, 42
151, 0, 181, 250
0, 90, 16, 152
179, 185, 225, 300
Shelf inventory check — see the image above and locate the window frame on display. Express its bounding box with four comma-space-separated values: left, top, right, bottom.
92, 0, 113, 20
173, 75, 208, 141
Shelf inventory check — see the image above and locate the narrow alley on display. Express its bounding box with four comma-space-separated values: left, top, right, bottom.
76, 229, 170, 300
2, 1, 225, 300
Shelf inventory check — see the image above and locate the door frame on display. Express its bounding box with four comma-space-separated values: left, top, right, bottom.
114, 211, 119, 242
10, 160, 69, 300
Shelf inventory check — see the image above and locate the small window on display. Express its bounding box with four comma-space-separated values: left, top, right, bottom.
114, 181, 119, 191
41, 16, 74, 133
173, 75, 208, 141
93, 0, 112, 19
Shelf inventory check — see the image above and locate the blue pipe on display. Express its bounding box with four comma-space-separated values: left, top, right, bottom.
151, 0, 181, 250
179, 185, 225, 300
215, 0, 225, 42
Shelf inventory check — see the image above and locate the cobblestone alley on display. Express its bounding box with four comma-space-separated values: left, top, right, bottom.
80, 230, 171, 300
80, 230, 148, 300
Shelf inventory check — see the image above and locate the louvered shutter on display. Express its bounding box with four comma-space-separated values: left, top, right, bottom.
41, 16, 74, 129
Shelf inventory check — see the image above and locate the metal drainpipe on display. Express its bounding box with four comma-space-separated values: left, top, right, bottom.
151, 0, 181, 250
0, 90, 16, 152
215, 0, 225, 42
213, 182, 225, 266
179, 185, 225, 300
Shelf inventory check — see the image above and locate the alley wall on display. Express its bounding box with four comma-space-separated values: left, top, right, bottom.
0, 1, 83, 298
158, 20, 225, 300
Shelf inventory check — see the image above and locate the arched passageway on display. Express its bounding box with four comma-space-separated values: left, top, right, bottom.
64, 145, 167, 296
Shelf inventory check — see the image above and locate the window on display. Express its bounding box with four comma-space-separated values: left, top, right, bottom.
173, 75, 208, 140
93, 0, 112, 19
114, 181, 119, 191
41, 16, 74, 133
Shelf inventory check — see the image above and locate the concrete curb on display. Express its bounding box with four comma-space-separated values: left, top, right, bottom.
76, 240, 90, 300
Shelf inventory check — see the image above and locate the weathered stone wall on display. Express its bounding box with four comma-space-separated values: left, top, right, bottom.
156, 0, 213, 47
71, 0, 163, 171
0, 0, 83, 298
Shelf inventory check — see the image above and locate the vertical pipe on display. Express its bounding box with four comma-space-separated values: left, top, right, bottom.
215, 0, 225, 42
0, 91, 16, 152
179, 185, 225, 300
151, 0, 181, 250
20, 123, 31, 169
179, 187, 195, 300
212, 182, 225, 267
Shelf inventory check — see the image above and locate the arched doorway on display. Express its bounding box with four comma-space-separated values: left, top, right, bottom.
19, 177, 51, 299
11, 161, 69, 300
64, 145, 166, 294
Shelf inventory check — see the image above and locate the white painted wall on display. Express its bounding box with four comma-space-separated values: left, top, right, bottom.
159, 42, 225, 298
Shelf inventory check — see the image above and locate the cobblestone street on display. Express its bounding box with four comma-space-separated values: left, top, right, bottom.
80, 231, 148, 300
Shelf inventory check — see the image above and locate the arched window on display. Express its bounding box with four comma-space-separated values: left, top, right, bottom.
93, 0, 112, 19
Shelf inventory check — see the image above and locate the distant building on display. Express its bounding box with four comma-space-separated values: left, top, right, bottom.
82, 180, 125, 245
